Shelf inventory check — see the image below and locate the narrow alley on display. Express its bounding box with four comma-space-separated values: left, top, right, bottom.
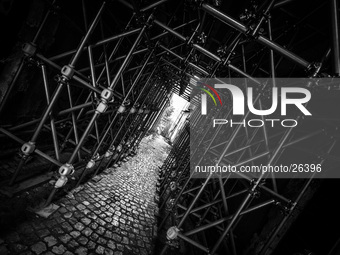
0, 135, 170, 255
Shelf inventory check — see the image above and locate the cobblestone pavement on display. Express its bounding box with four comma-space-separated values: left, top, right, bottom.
0, 135, 170, 255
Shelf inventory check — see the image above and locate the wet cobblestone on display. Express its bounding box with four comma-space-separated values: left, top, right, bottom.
0, 136, 170, 255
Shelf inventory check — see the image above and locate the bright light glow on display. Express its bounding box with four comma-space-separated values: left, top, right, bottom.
170, 94, 188, 122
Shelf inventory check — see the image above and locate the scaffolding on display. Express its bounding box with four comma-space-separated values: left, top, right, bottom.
0, 0, 339, 254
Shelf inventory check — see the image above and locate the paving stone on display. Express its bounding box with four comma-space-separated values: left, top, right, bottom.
104, 248, 114, 255
60, 222, 72, 233
107, 240, 115, 250
89, 222, 98, 230
96, 226, 105, 235
97, 219, 106, 226
105, 212, 113, 217
58, 207, 67, 214
70, 199, 78, 205
82, 227, 93, 237
90, 233, 99, 241
51, 244, 66, 254
77, 236, 88, 246
83, 209, 91, 215
45, 220, 57, 228
97, 237, 107, 245
122, 237, 129, 245
59, 234, 71, 244
70, 231, 81, 238
11, 243, 28, 253
137, 240, 144, 247
64, 212, 73, 219
66, 206, 76, 212
73, 211, 83, 218
80, 217, 91, 225
104, 217, 112, 223
43, 236, 57, 247
104, 231, 112, 239
139, 248, 148, 255
95, 245, 105, 254
74, 222, 85, 231
87, 205, 95, 211
69, 218, 78, 226
94, 209, 101, 215
68, 240, 79, 249
31, 242, 47, 254
76, 204, 86, 210
112, 233, 122, 242
31, 221, 45, 230
112, 220, 119, 227
116, 244, 124, 251
74, 247, 88, 255
51, 226, 65, 235
87, 240, 96, 250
